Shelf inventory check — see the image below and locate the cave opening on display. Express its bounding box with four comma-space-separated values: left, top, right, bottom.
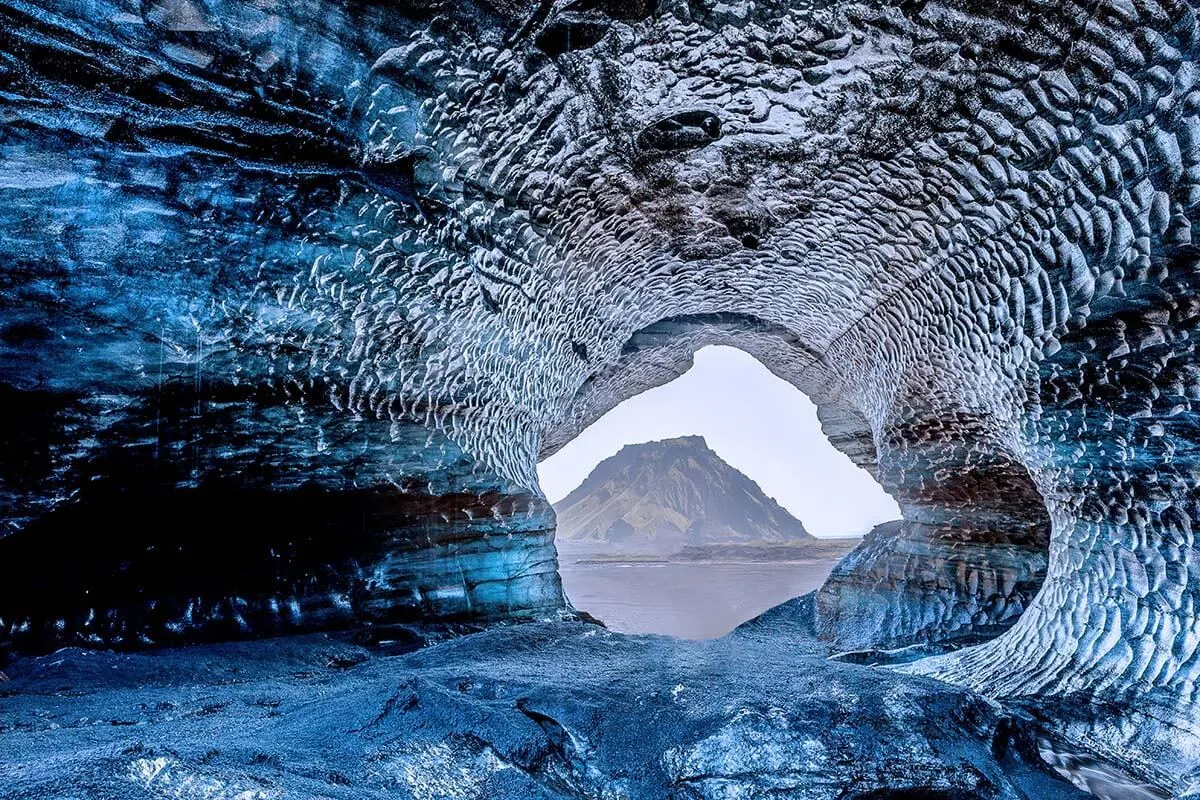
537, 344, 899, 639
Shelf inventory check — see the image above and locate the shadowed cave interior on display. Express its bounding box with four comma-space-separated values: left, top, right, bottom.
2, 0, 1200, 797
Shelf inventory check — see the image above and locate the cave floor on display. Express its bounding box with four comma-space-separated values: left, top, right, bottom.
0, 603, 1090, 800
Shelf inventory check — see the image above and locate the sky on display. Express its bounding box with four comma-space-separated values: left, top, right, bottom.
536, 345, 901, 538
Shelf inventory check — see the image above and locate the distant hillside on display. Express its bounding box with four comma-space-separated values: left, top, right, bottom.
553, 436, 819, 553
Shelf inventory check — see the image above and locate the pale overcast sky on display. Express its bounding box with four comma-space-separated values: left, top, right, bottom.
537, 345, 900, 538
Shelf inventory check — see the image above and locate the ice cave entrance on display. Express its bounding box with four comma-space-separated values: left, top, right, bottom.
537, 345, 900, 639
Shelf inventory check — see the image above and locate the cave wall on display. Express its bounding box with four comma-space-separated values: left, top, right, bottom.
817, 520, 1048, 655
0, 0, 568, 649
3, 0, 1200, 786
0, 406, 562, 652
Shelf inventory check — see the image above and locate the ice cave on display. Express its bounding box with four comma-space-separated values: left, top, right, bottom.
1, 0, 1198, 797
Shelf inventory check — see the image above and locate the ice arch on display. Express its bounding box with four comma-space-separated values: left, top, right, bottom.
1, 0, 1199, 788
541, 324, 1050, 651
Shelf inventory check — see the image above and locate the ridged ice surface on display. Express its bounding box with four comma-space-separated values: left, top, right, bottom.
3, 0, 1200, 790
0, 621, 1096, 800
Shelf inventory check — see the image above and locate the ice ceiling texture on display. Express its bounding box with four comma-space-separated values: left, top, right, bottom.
2, 0, 1200, 795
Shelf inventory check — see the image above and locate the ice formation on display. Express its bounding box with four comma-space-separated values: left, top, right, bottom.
2, 0, 1200, 791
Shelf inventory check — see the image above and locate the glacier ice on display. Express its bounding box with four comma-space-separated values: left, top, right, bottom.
2, 0, 1200, 791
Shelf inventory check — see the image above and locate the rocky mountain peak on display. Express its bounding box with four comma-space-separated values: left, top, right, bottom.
553, 436, 813, 551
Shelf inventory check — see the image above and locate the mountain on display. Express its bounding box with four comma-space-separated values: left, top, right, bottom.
553, 436, 817, 553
